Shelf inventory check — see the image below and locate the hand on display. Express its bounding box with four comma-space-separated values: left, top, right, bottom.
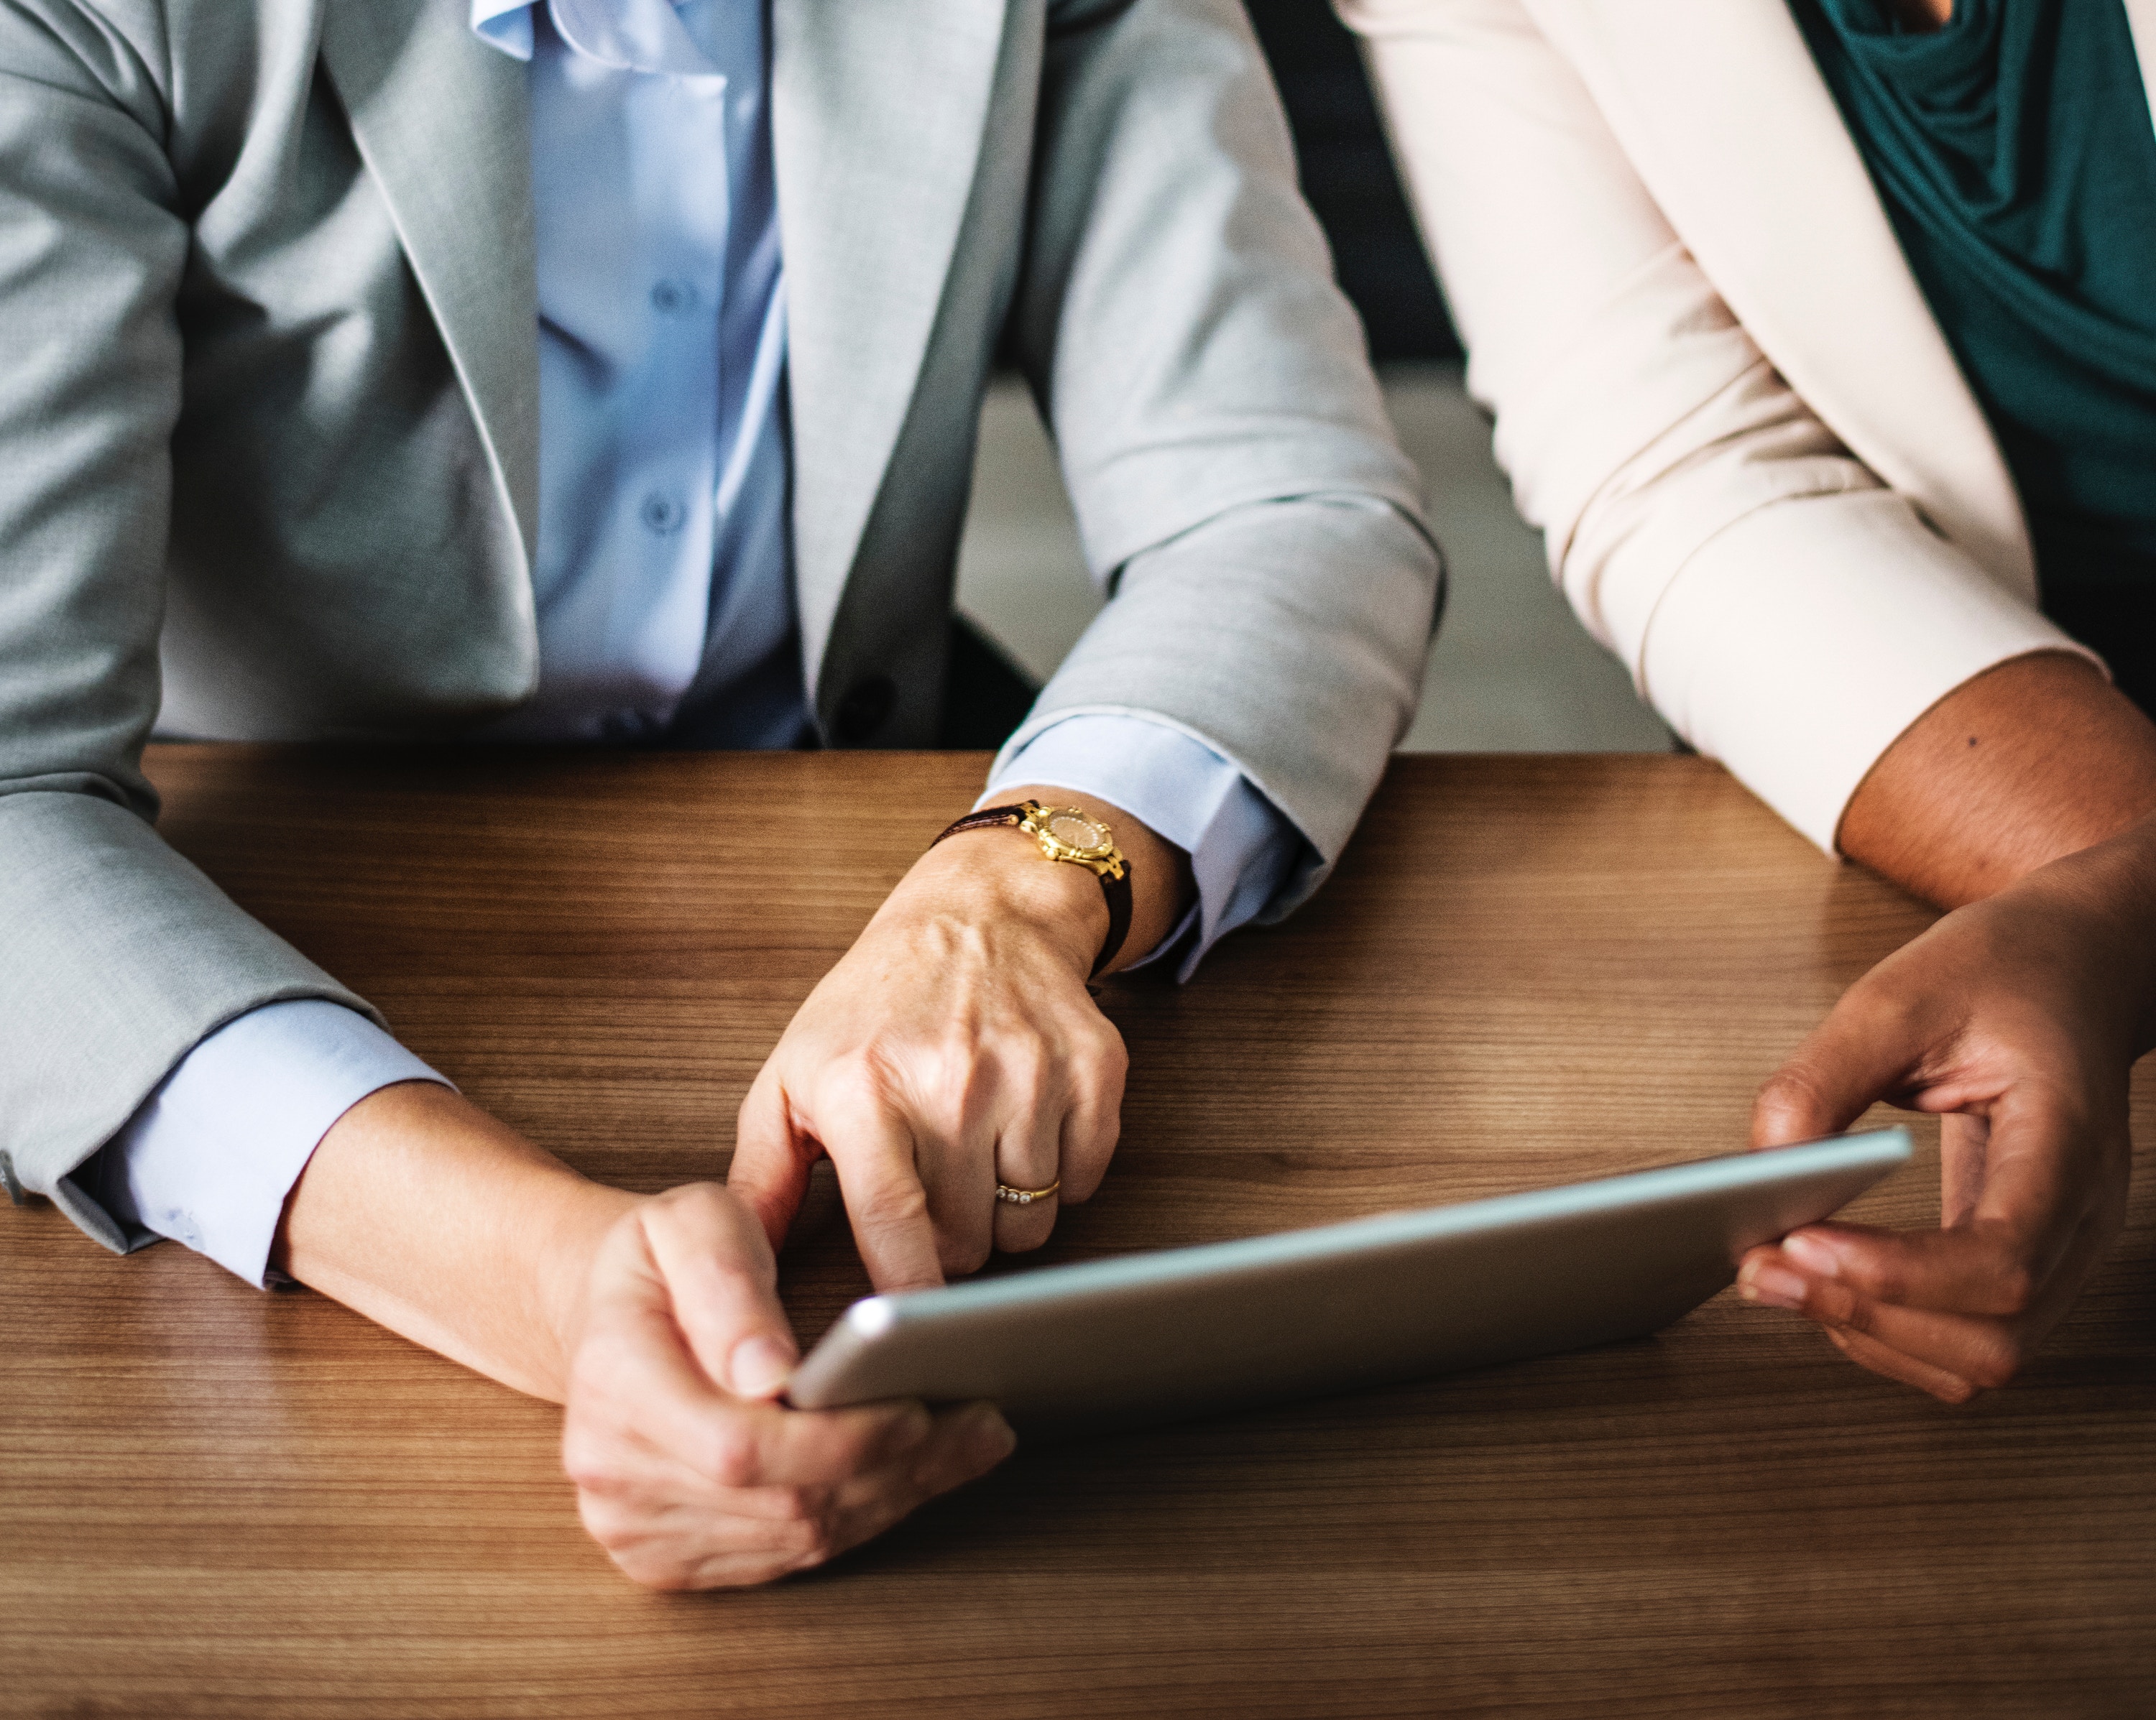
729, 788, 1189, 1288
560, 1183, 1014, 1589
277, 1088, 1012, 1590
1736, 821, 2156, 1401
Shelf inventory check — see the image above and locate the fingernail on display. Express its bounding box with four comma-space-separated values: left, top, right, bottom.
1780, 1231, 1843, 1279
729, 1335, 796, 1398
1738, 1259, 1809, 1310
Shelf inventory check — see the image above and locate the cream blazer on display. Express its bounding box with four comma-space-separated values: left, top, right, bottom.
1342, 0, 2156, 851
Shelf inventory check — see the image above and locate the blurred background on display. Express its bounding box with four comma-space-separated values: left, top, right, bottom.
954, 0, 1669, 754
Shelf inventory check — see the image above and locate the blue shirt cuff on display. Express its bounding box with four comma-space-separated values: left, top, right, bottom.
88, 1000, 451, 1289
983, 713, 1299, 980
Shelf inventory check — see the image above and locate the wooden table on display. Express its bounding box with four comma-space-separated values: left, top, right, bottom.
4, 749, 2151, 1719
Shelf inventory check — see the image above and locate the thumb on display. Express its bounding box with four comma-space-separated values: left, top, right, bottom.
1752, 981, 1938, 1150
638, 1184, 800, 1400
727, 1063, 820, 1257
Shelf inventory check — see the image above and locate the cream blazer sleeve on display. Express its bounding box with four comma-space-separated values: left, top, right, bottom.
1341, 0, 2089, 852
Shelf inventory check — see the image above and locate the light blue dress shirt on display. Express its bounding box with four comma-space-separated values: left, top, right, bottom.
93, 0, 1294, 1287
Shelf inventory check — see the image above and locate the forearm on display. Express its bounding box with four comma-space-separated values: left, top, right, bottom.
278, 1087, 1004, 1589
270, 1081, 637, 1402
1838, 652, 2156, 907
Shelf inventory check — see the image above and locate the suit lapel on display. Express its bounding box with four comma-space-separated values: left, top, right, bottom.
1527, 0, 2035, 597
772, 0, 1010, 678
320, 0, 541, 581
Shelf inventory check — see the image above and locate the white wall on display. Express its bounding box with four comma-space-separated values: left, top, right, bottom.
954, 365, 1671, 754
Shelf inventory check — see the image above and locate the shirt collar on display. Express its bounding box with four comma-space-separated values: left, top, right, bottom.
471, 0, 717, 76
471, 0, 538, 60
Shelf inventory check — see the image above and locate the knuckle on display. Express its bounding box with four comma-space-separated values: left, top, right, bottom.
825, 1050, 902, 1118
700, 1242, 774, 1298
709, 1428, 761, 1489
1753, 1068, 1826, 1130
1073, 1026, 1127, 1088
775, 1509, 839, 1568
866, 1178, 934, 1232
565, 1356, 615, 1415
645, 1182, 754, 1250
651, 1181, 719, 1217
576, 1492, 644, 1555
560, 1430, 617, 1493
1961, 1334, 2024, 1392
1092, 1025, 1130, 1080
943, 1231, 994, 1276
614, 1546, 703, 1592
1074, 1071, 1122, 1122
931, 1071, 985, 1139
1861, 1261, 1912, 1307
1987, 1262, 2037, 1319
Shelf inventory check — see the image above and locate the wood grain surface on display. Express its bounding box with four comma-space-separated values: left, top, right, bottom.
4, 748, 2150, 1719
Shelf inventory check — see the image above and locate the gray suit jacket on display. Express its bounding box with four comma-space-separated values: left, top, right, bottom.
0, 0, 1440, 1244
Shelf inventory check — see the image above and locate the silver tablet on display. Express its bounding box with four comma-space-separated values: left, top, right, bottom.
788, 1129, 1912, 1433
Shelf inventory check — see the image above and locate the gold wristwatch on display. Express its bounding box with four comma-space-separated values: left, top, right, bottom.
931, 800, 1133, 977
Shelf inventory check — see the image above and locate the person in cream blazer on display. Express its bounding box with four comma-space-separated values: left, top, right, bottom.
1345, 0, 2156, 1402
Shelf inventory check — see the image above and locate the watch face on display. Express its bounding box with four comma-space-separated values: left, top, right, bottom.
1046, 812, 1107, 851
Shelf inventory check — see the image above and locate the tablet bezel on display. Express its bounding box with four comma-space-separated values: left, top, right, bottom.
787, 1129, 1913, 1432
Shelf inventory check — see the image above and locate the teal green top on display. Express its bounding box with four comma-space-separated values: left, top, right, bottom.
1793, 0, 2156, 711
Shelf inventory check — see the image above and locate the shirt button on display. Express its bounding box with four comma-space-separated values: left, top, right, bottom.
650, 279, 695, 315
639, 492, 685, 535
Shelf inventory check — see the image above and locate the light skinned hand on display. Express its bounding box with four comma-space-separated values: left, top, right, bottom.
560, 1182, 1014, 1589
1736, 820, 2156, 1401
729, 789, 1187, 1290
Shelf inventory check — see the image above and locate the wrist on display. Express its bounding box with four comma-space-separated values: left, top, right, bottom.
2051, 810, 2156, 926
938, 786, 1193, 974
2018, 812, 2156, 1055
888, 828, 1108, 979
2096, 817, 2156, 1038
538, 1183, 646, 1400
280, 1083, 640, 1405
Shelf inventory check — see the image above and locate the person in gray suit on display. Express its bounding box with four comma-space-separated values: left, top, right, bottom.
0, 0, 1439, 1584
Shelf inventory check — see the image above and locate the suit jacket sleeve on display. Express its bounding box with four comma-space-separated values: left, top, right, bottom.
0, 4, 382, 1240
992, 0, 1445, 920
1341, 0, 2091, 853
